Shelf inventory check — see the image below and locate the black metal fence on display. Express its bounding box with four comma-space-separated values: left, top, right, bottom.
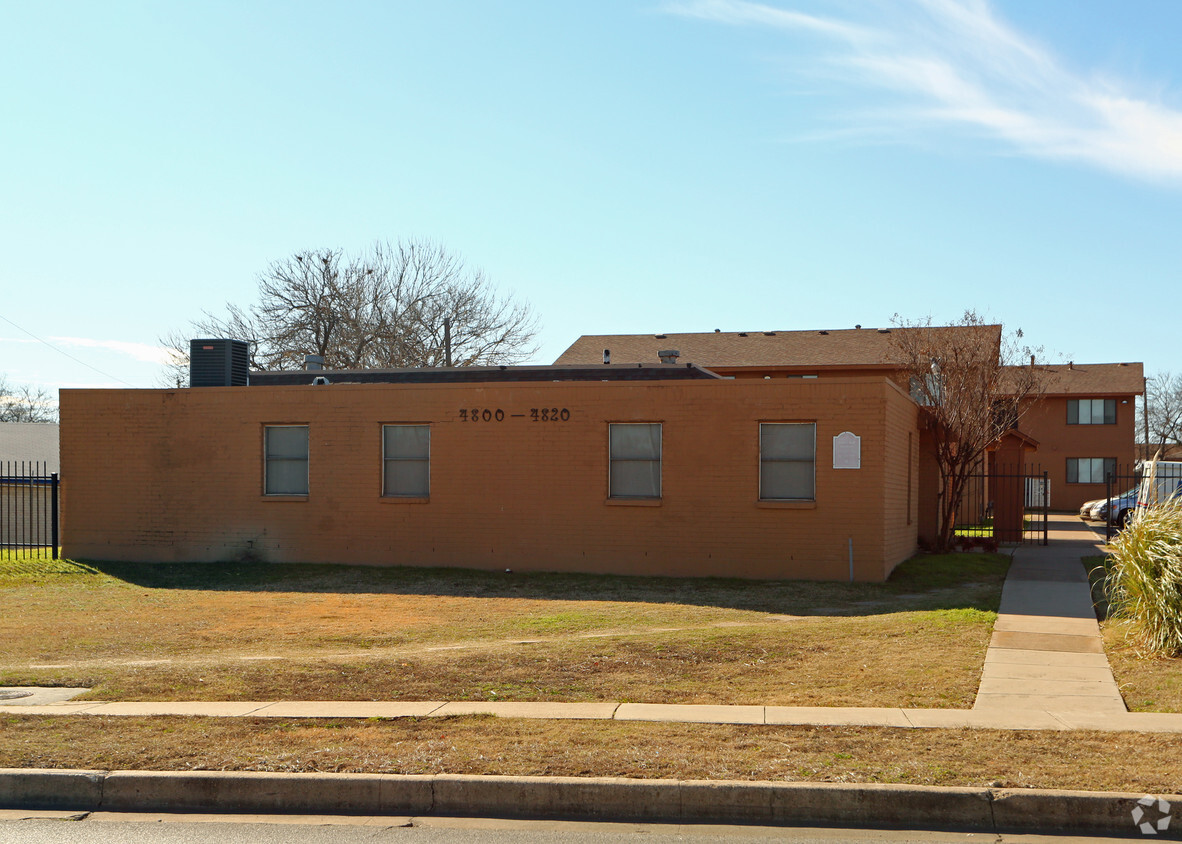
1100, 465, 1165, 543
0, 461, 59, 559
953, 464, 1049, 546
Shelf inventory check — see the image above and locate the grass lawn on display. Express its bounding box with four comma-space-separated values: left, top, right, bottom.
1086, 554, 1182, 713
1, 716, 1179, 794
0, 553, 1007, 708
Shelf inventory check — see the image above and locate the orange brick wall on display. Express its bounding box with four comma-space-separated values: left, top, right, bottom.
60, 377, 919, 581
882, 387, 920, 577
1019, 395, 1138, 510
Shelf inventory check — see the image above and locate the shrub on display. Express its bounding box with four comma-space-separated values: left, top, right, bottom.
1106, 490, 1182, 656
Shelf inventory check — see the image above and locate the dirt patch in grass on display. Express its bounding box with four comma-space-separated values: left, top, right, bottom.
7, 611, 990, 708
0, 555, 1005, 707
0, 715, 1177, 794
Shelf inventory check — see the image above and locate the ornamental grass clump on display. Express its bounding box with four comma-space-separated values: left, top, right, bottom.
1106, 483, 1182, 657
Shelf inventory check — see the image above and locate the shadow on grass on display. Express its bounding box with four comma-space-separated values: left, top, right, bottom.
31, 552, 1014, 617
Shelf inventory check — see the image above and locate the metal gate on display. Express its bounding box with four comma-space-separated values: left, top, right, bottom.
953, 463, 1049, 546
0, 461, 59, 559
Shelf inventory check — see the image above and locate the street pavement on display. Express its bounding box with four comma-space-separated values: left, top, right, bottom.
0, 811, 1154, 844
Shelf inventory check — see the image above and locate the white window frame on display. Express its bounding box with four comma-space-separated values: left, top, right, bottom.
382, 424, 431, 498
608, 422, 662, 500
264, 425, 309, 496
759, 422, 816, 501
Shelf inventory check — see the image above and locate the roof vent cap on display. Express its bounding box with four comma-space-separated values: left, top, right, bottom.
658, 349, 680, 364
304, 354, 324, 371
311, 375, 330, 386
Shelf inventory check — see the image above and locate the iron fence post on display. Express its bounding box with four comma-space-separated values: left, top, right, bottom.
1105, 470, 1113, 544
51, 472, 59, 560
1042, 470, 1048, 546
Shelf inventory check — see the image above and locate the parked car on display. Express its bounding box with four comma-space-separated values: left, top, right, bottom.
1080, 487, 1139, 526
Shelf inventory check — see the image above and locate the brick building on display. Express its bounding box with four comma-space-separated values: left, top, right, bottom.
60, 366, 919, 581
57, 325, 1143, 579
558, 327, 1143, 510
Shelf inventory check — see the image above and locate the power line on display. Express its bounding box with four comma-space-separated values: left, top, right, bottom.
0, 312, 138, 388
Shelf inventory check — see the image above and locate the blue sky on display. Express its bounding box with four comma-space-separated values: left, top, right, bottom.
2, 0, 1180, 392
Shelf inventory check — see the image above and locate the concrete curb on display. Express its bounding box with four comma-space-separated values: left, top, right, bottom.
2, 768, 1178, 835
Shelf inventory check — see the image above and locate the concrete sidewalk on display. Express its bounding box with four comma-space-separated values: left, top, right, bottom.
975, 516, 1126, 714
5, 696, 1182, 731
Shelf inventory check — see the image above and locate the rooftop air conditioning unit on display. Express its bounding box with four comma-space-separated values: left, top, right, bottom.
189, 339, 249, 387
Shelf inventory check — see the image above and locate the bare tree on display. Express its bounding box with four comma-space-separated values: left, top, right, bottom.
0, 375, 56, 423
1141, 372, 1182, 458
161, 240, 538, 381
891, 311, 1043, 552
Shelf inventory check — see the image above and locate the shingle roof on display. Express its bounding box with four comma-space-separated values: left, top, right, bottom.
1017, 362, 1145, 396
0, 423, 60, 472
555, 325, 1003, 369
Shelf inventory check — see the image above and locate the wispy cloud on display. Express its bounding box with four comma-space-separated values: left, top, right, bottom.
666, 0, 1182, 182
48, 336, 175, 365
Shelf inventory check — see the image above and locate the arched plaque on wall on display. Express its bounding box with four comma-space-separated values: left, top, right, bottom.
833, 431, 861, 469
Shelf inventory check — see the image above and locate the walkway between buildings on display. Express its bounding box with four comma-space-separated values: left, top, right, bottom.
4, 516, 1180, 732
973, 515, 1125, 715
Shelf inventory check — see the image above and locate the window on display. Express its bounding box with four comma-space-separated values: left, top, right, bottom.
383, 425, 430, 497
760, 422, 816, 500
264, 425, 309, 495
1067, 399, 1116, 425
1066, 457, 1117, 484
909, 373, 944, 407
609, 423, 661, 499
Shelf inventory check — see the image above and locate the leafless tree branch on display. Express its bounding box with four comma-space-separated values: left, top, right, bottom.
0, 375, 57, 423
160, 239, 539, 379
890, 310, 1044, 552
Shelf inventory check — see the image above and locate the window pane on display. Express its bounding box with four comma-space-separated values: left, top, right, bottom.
1067, 401, 1079, 425
1079, 401, 1093, 425
1104, 400, 1116, 425
1079, 458, 1107, 483
610, 424, 661, 460
266, 458, 308, 495
384, 459, 429, 497
760, 423, 814, 459
265, 426, 308, 495
1066, 459, 1079, 483
1104, 458, 1117, 481
266, 426, 308, 459
761, 461, 815, 500
385, 425, 429, 458
610, 460, 660, 498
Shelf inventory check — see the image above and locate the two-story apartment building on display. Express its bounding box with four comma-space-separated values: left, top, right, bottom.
556, 327, 1143, 511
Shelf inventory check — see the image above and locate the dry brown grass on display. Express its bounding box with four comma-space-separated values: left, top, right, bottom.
0, 555, 1002, 706
1, 715, 1178, 794
1087, 554, 1182, 713
1103, 622, 1182, 713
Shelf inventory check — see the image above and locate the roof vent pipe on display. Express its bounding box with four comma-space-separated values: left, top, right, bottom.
658, 349, 680, 364
304, 354, 324, 371
603, 348, 611, 365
